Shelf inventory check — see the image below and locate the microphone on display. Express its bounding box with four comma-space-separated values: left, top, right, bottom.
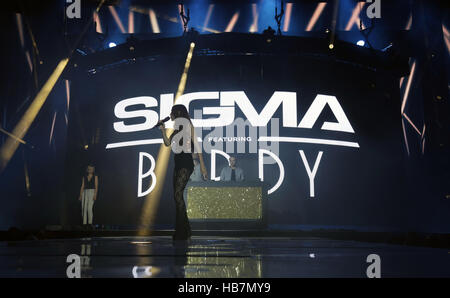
153, 116, 170, 128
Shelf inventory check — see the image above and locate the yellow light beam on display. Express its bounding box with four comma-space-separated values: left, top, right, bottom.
49, 111, 57, 145
443, 25, 450, 54
108, 6, 126, 33
249, 4, 258, 33
405, 13, 412, 30
65, 79, 70, 111
93, 11, 103, 33
23, 149, 31, 197
345, 2, 364, 31
25, 50, 33, 73
202, 27, 221, 34
149, 9, 160, 33
225, 12, 239, 32
401, 118, 410, 156
306, 2, 327, 31
139, 43, 196, 234
0, 127, 27, 145
0, 58, 69, 172
402, 112, 421, 136
0, 1, 105, 173
203, 4, 214, 32
135, 7, 220, 33
128, 10, 134, 34
15, 13, 25, 48
283, 3, 292, 32
401, 60, 416, 114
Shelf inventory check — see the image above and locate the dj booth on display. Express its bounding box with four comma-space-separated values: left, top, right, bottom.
184, 181, 268, 230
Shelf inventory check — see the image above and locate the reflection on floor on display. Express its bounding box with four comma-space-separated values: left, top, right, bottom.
0, 236, 449, 277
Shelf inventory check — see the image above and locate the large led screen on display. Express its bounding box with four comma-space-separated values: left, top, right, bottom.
64, 48, 407, 229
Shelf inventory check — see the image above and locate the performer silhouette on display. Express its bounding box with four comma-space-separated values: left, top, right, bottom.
159, 105, 208, 241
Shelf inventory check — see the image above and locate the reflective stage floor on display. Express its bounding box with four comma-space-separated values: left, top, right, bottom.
1, 236, 449, 278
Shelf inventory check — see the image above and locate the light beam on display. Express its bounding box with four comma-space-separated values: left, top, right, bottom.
0, 58, 69, 172
306, 3, 326, 31
139, 43, 196, 233
225, 12, 239, 32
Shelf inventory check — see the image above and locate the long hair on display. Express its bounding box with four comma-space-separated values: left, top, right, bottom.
171, 104, 191, 121
171, 105, 194, 151
85, 164, 95, 177
171, 104, 193, 130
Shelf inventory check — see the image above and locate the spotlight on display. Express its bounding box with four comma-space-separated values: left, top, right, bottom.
139, 42, 197, 233
329, 43, 334, 49
108, 42, 117, 48
357, 40, 365, 47
0, 58, 68, 172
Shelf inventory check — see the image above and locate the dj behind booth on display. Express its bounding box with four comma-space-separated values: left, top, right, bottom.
185, 155, 267, 230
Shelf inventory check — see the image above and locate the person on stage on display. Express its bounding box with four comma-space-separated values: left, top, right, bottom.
159, 104, 208, 241
78, 165, 98, 227
220, 155, 244, 182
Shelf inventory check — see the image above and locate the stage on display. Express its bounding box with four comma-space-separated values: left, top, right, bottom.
1, 233, 449, 278
1, 0, 449, 281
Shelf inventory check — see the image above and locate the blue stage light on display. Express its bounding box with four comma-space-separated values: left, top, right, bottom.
108, 42, 117, 48
357, 40, 365, 47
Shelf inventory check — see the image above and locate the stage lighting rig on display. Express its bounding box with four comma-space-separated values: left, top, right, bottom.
179, 3, 190, 35
275, 1, 285, 36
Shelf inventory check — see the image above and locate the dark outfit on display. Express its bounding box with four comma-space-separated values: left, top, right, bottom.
171, 128, 194, 240
84, 175, 96, 189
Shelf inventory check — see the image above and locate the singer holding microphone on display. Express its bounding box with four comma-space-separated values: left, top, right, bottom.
158, 104, 208, 241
